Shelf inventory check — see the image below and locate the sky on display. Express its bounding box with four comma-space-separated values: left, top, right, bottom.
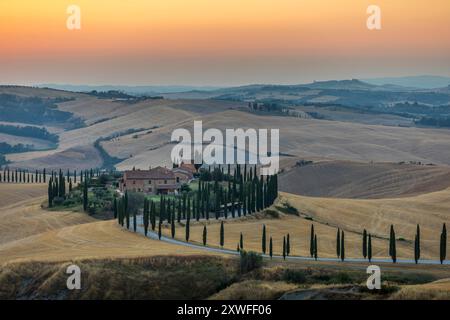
0, 0, 449, 86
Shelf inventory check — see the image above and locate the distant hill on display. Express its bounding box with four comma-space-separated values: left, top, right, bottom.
363, 75, 450, 89
38, 84, 224, 95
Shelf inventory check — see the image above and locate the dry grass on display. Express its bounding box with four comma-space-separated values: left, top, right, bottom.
390, 278, 450, 300
0, 255, 237, 299
280, 160, 450, 199
209, 280, 297, 300
0, 184, 94, 245
164, 188, 450, 260
284, 189, 450, 259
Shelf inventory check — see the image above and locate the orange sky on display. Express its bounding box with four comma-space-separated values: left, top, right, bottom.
0, 0, 449, 85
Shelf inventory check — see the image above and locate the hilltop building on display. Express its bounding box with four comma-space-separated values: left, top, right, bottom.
119, 163, 196, 195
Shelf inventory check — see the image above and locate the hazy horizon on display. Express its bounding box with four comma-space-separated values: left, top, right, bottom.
1, 1, 449, 86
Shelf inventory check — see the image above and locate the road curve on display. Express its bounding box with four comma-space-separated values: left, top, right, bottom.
129, 216, 449, 266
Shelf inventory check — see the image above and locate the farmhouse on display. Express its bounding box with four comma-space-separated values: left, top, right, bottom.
119, 164, 195, 195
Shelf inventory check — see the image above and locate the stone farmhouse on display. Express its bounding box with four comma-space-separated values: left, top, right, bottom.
119, 163, 196, 195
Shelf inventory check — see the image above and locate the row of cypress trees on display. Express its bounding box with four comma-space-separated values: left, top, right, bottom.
0, 168, 47, 183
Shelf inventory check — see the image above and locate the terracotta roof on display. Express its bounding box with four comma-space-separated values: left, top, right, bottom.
179, 162, 197, 173
124, 166, 175, 180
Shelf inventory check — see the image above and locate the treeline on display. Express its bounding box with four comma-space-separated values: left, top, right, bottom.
0, 94, 77, 126
0, 124, 59, 143
47, 168, 106, 209
415, 116, 450, 128
116, 165, 279, 236
0, 142, 34, 154
0, 168, 47, 183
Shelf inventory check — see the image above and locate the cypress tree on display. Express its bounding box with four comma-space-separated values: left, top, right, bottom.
220, 221, 224, 247
133, 210, 137, 232
282, 236, 286, 260
185, 218, 190, 242
83, 178, 88, 212
314, 235, 318, 261
363, 229, 368, 259
368, 234, 372, 262
113, 198, 118, 219
203, 225, 207, 246
440, 223, 447, 264
269, 236, 273, 259
286, 233, 290, 256
158, 219, 162, 240
48, 179, 53, 208
414, 224, 420, 264
336, 228, 341, 258
150, 201, 156, 231
310, 224, 315, 257
240, 232, 244, 250
126, 206, 130, 230
262, 224, 267, 254
143, 199, 149, 236
171, 212, 176, 238
389, 225, 397, 263
340, 230, 345, 262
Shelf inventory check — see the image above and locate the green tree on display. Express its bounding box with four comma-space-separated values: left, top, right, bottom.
336, 228, 341, 258
262, 224, 267, 254
171, 212, 176, 238
414, 224, 420, 264
368, 234, 372, 262
440, 223, 447, 264
310, 224, 315, 257
133, 210, 137, 232
83, 177, 88, 212
363, 229, 368, 259
220, 221, 224, 247
240, 232, 244, 250
185, 218, 190, 242
286, 233, 290, 256
203, 225, 207, 246
158, 219, 162, 240
314, 235, 318, 261
340, 230, 345, 262
389, 225, 397, 263
282, 236, 286, 260
269, 236, 273, 259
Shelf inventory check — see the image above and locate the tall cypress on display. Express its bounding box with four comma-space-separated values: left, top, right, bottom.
262, 224, 267, 254
83, 177, 88, 212
414, 224, 420, 264
220, 221, 224, 247
286, 233, 290, 256
389, 225, 397, 263
336, 228, 341, 258
171, 212, 176, 238
185, 218, 190, 242
269, 237, 273, 259
113, 198, 118, 219
309, 224, 315, 257
143, 199, 149, 236
340, 230, 345, 262
158, 219, 162, 240
203, 225, 207, 246
440, 223, 447, 264
240, 232, 244, 250
363, 229, 368, 259
282, 236, 286, 260
314, 235, 318, 261
368, 234, 372, 262
133, 210, 137, 232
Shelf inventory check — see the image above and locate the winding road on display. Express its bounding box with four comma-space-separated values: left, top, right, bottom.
129, 215, 449, 266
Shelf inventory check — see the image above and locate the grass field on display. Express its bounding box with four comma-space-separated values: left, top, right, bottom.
161, 189, 450, 261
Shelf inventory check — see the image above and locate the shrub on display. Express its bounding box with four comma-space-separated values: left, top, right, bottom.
282, 269, 307, 284
239, 251, 263, 274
